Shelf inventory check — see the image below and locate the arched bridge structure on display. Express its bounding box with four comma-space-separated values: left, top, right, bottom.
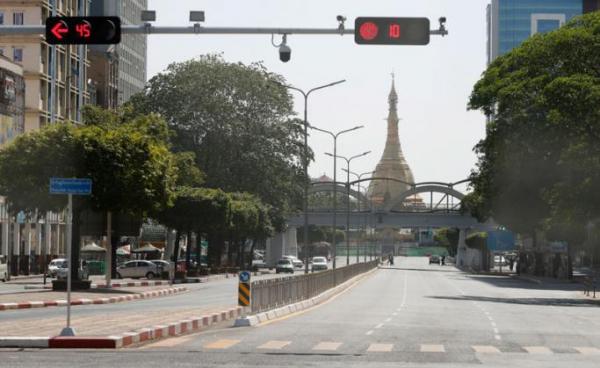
308, 181, 372, 211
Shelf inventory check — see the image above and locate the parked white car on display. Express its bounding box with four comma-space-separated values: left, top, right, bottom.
0, 255, 8, 282
56, 261, 89, 280
47, 258, 67, 278
150, 260, 171, 273
116, 260, 160, 279
283, 255, 304, 269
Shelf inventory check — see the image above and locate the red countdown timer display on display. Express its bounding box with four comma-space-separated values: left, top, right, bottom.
46, 17, 121, 45
354, 17, 430, 45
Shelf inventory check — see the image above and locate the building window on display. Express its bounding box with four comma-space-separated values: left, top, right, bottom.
531, 14, 566, 35
13, 48, 23, 62
13, 12, 24, 25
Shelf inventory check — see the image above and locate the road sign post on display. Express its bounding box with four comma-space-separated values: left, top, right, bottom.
49, 178, 92, 337
238, 271, 251, 315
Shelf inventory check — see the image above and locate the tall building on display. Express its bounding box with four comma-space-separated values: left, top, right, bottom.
89, 0, 147, 104
0, 55, 24, 148
487, 0, 600, 63
0, 1, 90, 129
367, 77, 416, 208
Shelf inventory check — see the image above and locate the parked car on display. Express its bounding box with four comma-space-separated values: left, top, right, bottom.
56, 261, 89, 280
275, 259, 295, 274
429, 255, 440, 264
311, 257, 328, 271
251, 258, 268, 270
0, 255, 8, 282
150, 260, 171, 273
116, 260, 160, 279
281, 255, 303, 269
494, 255, 508, 266
47, 258, 67, 278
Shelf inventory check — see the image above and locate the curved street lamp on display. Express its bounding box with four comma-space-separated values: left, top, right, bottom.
325, 151, 371, 265
274, 79, 346, 274
310, 124, 363, 270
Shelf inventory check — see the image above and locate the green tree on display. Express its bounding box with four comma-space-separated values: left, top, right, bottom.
464, 12, 600, 246
0, 110, 178, 280
434, 228, 459, 256
128, 54, 308, 231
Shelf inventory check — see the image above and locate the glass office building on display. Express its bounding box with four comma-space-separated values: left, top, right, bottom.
487, 0, 598, 63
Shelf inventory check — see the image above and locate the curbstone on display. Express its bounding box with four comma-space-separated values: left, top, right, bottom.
0, 286, 187, 312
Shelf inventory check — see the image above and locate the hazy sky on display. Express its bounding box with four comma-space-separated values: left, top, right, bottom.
147, 0, 488, 194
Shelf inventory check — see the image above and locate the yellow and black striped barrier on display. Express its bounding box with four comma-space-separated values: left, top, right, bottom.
238, 282, 251, 306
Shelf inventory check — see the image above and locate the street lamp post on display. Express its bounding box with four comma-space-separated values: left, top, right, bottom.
276, 80, 346, 274
343, 169, 372, 263
310, 124, 363, 270
326, 151, 371, 266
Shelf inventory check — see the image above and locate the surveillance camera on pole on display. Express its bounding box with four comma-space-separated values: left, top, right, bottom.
272, 33, 291, 62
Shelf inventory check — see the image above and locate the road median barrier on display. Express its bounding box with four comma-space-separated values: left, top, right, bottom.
234, 259, 381, 327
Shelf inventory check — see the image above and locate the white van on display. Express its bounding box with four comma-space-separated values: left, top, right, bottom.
0, 255, 8, 282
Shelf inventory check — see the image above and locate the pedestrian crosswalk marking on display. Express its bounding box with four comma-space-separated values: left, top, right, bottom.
472, 345, 500, 354
367, 343, 393, 352
258, 340, 291, 350
524, 346, 553, 354
204, 339, 240, 349
313, 342, 342, 351
421, 344, 445, 353
574, 347, 600, 355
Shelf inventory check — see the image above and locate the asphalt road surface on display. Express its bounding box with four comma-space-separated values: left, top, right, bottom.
2, 257, 599, 367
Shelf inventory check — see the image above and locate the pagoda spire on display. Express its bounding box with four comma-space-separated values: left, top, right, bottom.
367, 75, 416, 207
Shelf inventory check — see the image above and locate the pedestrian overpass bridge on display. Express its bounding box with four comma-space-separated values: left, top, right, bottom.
267, 177, 496, 269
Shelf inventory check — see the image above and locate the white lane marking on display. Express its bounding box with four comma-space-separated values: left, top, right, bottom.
392, 312, 398, 316
385, 318, 392, 322
524, 346, 553, 354
367, 343, 393, 352
401, 270, 408, 307
375, 323, 384, 329
421, 344, 445, 353
494, 334, 502, 341
492, 328, 499, 334
491, 321, 497, 327
365, 330, 374, 336
575, 347, 600, 355
257, 340, 291, 350
472, 345, 501, 354
313, 342, 342, 351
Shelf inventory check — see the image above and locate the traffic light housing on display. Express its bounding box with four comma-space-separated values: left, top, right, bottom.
45, 16, 121, 45
354, 17, 430, 45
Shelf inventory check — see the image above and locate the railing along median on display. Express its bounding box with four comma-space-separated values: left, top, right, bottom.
251, 259, 380, 313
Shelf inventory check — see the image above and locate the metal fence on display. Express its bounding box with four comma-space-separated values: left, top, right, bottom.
250, 259, 380, 313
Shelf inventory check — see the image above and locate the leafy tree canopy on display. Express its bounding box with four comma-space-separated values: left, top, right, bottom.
464, 12, 600, 239
128, 54, 309, 232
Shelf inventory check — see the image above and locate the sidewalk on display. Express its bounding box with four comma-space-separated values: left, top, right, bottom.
0, 302, 235, 338
0, 285, 187, 311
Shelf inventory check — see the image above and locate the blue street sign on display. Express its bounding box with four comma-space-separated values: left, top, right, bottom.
239, 271, 251, 283
49, 178, 92, 195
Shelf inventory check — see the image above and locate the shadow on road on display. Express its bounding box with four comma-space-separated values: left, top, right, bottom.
427, 294, 600, 307
379, 266, 460, 274
444, 274, 584, 292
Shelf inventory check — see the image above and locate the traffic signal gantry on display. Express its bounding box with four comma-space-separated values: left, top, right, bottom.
1, 14, 448, 62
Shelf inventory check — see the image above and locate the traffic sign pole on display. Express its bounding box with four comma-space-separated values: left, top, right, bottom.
238, 271, 251, 316
49, 178, 92, 337
60, 193, 75, 336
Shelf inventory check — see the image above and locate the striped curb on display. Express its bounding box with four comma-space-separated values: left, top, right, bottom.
0, 286, 187, 312
0, 307, 243, 349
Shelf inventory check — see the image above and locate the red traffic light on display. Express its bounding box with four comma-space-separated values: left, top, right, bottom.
355, 17, 430, 45
45, 17, 121, 45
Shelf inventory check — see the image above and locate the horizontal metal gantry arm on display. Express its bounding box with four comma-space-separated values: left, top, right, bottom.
0, 24, 448, 36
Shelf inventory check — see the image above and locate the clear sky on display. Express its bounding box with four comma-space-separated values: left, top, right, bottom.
147, 0, 488, 194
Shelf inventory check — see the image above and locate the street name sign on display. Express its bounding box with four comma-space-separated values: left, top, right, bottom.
49, 178, 92, 195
